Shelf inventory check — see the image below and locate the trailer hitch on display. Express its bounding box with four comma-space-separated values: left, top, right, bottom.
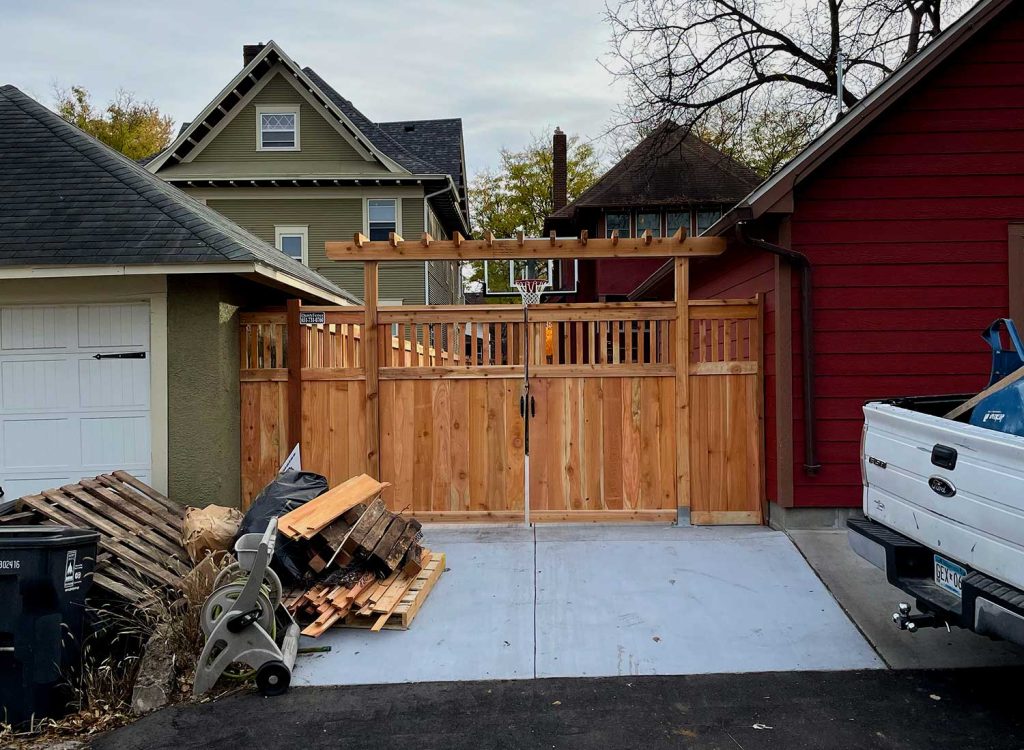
892, 602, 948, 633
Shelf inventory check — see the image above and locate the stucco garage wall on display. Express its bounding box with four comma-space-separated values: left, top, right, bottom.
166, 275, 286, 508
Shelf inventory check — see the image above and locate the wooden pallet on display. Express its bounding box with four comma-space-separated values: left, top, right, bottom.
14, 471, 187, 602
341, 551, 445, 631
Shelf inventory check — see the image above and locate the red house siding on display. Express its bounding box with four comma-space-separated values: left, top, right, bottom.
690, 2, 1024, 509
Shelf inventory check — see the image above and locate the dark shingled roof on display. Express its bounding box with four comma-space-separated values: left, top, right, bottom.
303, 68, 468, 216
377, 119, 467, 200
0, 85, 354, 302
302, 68, 442, 175
550, 122, 760, 219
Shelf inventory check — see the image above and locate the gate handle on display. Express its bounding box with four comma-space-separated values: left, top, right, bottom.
530, 396, 536, 418
520, 396, 525, 418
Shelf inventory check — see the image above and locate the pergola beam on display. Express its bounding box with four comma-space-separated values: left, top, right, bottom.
326, 227, 724, 261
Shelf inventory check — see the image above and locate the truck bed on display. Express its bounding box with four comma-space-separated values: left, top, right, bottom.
862, 398, 1024, 593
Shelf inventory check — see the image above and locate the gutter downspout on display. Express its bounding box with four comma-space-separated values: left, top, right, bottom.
736, 222, 821, 476
423, 185, 450, 304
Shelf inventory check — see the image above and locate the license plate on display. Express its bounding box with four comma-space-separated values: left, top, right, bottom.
934, 554, 965, 597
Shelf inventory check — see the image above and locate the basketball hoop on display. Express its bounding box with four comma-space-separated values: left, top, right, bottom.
513, 278, 549, 307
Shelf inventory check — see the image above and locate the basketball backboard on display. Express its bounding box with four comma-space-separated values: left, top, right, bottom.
482, 258, 578, 297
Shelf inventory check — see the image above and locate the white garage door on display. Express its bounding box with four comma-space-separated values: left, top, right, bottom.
0, 303, 151, 501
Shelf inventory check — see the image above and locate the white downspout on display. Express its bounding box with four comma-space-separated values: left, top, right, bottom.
423, 186, 450, 305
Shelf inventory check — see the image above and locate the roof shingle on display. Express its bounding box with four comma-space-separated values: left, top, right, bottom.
0, 85, 355, 303
550, 122, 760, 219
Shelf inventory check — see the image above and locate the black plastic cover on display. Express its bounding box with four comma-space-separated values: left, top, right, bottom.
236, 471, 328, 584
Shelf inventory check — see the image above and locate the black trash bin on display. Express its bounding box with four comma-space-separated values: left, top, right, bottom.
0, 526, 99, 726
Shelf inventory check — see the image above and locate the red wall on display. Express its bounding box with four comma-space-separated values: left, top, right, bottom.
689, 3, 1024, 509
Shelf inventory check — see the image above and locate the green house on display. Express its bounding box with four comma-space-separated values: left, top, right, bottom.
147, 41, 470, 305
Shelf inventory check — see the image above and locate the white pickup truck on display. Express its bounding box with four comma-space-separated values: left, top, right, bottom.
849, 321, 1024, 647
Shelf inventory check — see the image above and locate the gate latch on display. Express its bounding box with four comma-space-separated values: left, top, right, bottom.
92, 352, 146, 360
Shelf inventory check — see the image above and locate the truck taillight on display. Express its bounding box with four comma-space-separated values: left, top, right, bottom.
860, 422, 868, 488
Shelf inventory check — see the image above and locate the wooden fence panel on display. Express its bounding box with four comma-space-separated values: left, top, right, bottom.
240, 380, 288, 508
379, 377, 524, 521
300, 379, 368, 488
688, 296, 765, 525
529, 375, 677, 522
240, 295, 763, 524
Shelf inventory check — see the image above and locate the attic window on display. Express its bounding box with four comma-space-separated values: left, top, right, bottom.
257, 106, 299, 151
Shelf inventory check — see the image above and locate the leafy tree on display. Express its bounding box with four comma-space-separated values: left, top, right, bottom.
694, 98, 825, 177
470, 133, 601, 238
54, 85, 174, 160
465, 132, 601, 293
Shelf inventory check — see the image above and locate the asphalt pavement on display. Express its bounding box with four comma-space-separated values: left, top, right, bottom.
92, 667, 1024, 750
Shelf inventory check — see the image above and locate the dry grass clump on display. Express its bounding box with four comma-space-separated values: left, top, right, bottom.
0, 554, 234, 748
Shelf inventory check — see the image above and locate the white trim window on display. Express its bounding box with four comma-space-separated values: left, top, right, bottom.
367, 199, 398, 241
606, 212, 630, 238
257, 106, 300, 151
275, 225, 308, 265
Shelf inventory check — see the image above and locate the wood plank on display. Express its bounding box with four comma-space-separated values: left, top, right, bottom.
286, 298, 303, 451
110, 471, 180, 514
327, 233, 725, 260
690, 510, 762, 525
379, 366, 523, 380
364, 261, 381, 476
44, 488, 186, 574
79, 479, 181, 546
690, 361, 758, 375
19, 495, 182, 589
945, 364, 1024, 419
279, 474, 388, 540
97, 475, 183, 531
674, 258, 691, 509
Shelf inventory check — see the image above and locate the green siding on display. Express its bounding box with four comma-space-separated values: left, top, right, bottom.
204, 196, 427, 304
401, 196, 424, 239
190, 72, 386, 174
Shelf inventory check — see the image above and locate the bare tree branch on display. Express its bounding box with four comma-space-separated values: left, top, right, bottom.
603, 0, 969, 174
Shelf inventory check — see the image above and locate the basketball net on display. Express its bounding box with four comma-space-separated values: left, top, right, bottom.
512, 278, 549, 307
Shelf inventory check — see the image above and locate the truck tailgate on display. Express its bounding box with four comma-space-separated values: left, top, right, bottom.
863, 402, 1024, 591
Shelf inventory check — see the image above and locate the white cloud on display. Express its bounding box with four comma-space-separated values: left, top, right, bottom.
2, 0, 626, 176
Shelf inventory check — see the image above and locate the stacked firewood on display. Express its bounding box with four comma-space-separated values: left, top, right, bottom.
277, 474, 442, 636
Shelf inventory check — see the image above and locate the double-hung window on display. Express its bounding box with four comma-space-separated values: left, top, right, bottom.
257, 107, 299, 150
368, 199, 398, 241
636, 212, 662, 238
275, 225, 308, 265
605, 212, 630, 238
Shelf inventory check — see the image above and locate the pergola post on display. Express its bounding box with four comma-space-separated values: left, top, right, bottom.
364, 260, 380, 477
674, 257, 690, 510
286, 297, 303, 453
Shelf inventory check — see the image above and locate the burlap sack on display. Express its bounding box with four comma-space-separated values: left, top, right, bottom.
181, 505, 243, 564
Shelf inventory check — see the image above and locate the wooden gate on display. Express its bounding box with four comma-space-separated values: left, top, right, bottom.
240, 231, 764, 524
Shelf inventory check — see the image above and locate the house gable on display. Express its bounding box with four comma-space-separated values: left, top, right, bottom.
147, 41, 409, 178
160, 68, 393, 179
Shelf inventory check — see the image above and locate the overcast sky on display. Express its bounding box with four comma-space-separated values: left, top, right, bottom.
3, 0, 625, 176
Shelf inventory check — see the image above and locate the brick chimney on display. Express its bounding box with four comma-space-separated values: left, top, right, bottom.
552, 127, 568, 212
243, 43, 266, 67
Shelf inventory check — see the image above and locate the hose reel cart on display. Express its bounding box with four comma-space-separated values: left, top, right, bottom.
194, 518, 300, 696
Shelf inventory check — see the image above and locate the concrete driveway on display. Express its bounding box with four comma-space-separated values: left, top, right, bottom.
293, 524, 882, 687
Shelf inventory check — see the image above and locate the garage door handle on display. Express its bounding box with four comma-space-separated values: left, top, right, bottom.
92, 352, 146, 360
